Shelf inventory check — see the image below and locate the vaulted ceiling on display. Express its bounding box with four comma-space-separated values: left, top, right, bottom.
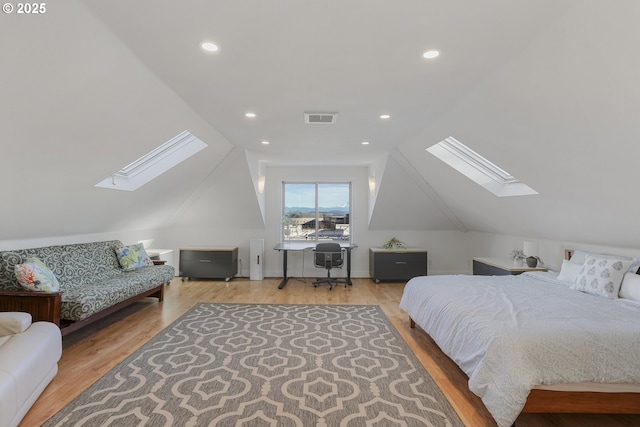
82, 0, 563, 165
2, 1, 639, 248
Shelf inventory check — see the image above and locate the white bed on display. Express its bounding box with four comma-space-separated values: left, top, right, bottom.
399, 254, 640, 427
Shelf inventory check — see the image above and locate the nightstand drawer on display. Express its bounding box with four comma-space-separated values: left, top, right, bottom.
181, 251, 232, 264
373, 252, 426, 263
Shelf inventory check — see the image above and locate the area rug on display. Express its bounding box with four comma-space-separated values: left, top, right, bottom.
44, 303, 463, 426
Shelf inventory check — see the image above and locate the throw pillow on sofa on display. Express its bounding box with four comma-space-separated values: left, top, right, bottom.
114, 243, 154, 271
14, 257, 60, 292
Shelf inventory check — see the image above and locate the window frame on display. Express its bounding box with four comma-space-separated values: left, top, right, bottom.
281, 181, 352, 243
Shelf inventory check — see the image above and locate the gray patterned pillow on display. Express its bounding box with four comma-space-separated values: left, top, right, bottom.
572, 255, 632, 298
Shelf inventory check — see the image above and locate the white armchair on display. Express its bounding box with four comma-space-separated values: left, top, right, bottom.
0, 312, 62, 427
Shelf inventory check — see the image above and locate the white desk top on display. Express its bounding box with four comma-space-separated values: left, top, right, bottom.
146, 248, 174, 255
179, 246, 238, 251
274, 241, 358, 251
370, 247, 427, 253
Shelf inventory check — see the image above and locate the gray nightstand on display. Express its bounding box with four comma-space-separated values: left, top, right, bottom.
472, 257, 547, 276
369, 248, 427, 283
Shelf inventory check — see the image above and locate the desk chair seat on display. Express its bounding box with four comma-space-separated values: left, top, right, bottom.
312, 242, 347, 290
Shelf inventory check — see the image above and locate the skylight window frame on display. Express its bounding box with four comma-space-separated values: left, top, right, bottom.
427, 136, 537, 197
95, 130, 207, 192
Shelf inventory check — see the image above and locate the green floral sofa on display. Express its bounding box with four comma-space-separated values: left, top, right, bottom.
0, 240, 174, 335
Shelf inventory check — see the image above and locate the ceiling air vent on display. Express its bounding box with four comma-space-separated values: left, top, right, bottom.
304, 112, 338, 124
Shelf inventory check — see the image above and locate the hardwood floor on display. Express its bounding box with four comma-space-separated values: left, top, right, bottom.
21, 277, 640, 427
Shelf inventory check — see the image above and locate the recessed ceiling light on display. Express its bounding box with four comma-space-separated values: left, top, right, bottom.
361, 141, 370, 145
245, 112, 256, 118
201, 42, 219, 52
423, 50, 440, 59
379, 114, 391, 120
261, 140, 270, 145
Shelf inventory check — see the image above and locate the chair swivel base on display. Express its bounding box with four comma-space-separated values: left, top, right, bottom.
313, 276, 348, 290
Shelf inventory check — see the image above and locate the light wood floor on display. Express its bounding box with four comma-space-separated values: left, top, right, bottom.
21, 277, 640, 427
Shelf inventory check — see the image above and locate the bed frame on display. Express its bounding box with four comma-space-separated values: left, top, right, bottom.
409, 249, 640, 420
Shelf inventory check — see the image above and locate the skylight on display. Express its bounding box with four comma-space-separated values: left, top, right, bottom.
427, 136, 538, 197
95, 130, 207, 191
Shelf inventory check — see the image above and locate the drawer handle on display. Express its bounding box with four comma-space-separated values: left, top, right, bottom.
199, 259, 212, 263
395, 261, 407, 264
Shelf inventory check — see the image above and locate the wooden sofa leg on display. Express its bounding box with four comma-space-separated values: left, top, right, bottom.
157, 284, 166, 302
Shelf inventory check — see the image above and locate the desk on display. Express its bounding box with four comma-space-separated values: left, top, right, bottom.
273, 242, 358, 289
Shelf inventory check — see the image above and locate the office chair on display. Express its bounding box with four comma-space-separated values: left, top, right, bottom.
312, 242, 347, 290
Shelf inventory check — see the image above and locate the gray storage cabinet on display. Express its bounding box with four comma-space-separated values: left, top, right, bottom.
179, 247, 238, 281
472, 257, 547, 276
369, 248, 428, 283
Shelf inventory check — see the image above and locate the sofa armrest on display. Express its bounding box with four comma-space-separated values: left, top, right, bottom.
0, 312, 32, 336
0, 291, 61, 326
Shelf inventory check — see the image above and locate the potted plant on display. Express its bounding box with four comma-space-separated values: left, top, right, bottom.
510, 249, 526, 266
382, 237, 406, 250
526, 255, 544, 268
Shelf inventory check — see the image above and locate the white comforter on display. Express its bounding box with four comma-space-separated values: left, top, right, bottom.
399, 272, 640, 427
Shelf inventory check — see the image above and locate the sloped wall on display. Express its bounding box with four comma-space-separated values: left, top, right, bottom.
0, 0, 232, 245
398, 1, 640, 249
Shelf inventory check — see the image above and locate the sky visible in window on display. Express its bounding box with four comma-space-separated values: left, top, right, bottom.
284, 183, 349, 209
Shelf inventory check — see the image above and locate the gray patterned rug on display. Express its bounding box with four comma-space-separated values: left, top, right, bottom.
44, 303, 462, 426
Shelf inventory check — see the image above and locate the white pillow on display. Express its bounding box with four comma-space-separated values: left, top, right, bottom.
570, 250, 640, 274
572, 255, 632, 298
619, 273, 640, 302
557, 259, 582, 283
14, 257, 60, 292
568, 250, 590, 264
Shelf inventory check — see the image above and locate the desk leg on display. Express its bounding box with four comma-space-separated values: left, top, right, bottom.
278, 250, 289, 289
346, 248, 353, 286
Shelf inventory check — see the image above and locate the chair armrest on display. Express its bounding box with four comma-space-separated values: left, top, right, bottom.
0, 312, 32, 336
0, 291, 61, 326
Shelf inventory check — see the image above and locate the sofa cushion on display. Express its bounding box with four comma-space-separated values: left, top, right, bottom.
59, 264, 174, 321
113, 243, 153, 271
14, 257, 60, 292
0, 312, 32, 336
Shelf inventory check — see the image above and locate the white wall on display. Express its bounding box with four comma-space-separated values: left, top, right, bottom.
397, 1, 640, 249
465, 231, 640, 274
154, 164, 469, 279
0, 0, 233, 242
0, 229, 161, 252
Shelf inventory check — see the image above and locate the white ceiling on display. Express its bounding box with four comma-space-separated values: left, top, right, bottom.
3, 0, 640, 250
83, 0, 565, 165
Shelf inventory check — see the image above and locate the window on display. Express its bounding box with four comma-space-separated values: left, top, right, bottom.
282, 182, 351, 242
426, 136, 537, 197
95, 130, 207, 191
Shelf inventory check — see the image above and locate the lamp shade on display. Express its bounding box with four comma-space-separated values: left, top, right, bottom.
523, 241, 538, 257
